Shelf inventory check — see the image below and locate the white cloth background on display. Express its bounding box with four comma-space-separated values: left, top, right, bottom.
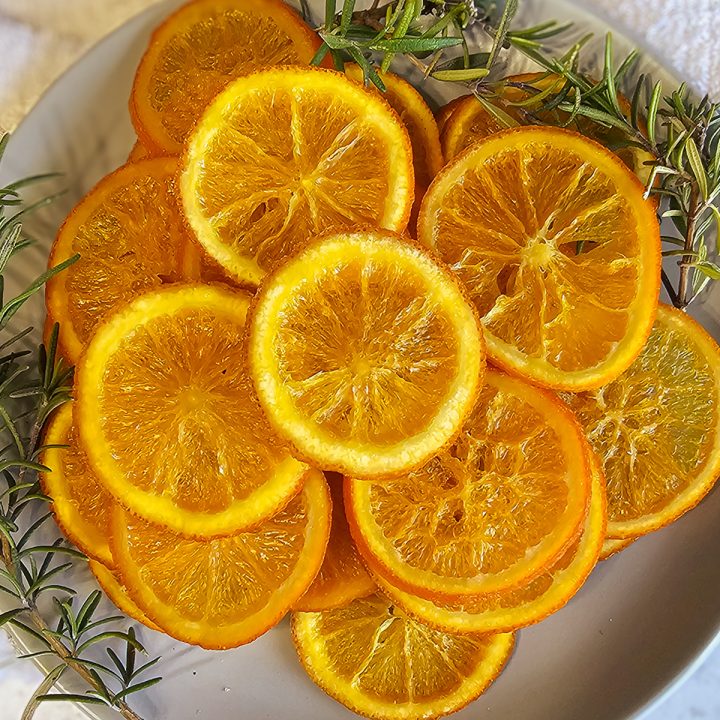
1, 1, 720, 718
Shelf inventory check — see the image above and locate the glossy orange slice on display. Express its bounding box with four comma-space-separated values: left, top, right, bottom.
599, 536, 635, 561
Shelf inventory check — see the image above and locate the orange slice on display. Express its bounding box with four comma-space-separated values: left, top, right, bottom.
40, 404, 114, 567
344, 63, 443, 190
346, 368, 591, 599
181, 67, 414, 286
292, 594, 514, 720
562, 303, 720, 537
436, 96, 465, 135
131, 0, 322, 155
441, 74, 656, 184
127, 141, 150, 162
89, 560, 161, 632
45, 157, 192, 363
295, 473, 375, 612
76, 285, 308, 538
248, 229, 485, 478
112, 470, 331, 650
373, 454, 606, 633
600, 536, 635, 561
418, 126, 661, 391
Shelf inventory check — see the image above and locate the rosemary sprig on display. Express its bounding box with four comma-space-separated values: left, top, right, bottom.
0, 133, 160, 720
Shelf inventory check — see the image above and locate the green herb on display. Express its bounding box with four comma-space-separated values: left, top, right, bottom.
0, 133, 159, 720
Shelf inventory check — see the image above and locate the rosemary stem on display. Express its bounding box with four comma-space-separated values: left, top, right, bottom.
661, 268, 680, 306
677, 185, 701, 308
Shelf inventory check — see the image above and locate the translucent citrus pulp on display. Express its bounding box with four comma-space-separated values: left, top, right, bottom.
131, 0, 322, 154
373, 454, 606, 634
45, 157, 192, 362
248, 230, 485, 478
40, 404, 114, 567
418, 126, 661, 391
344, 63, 443, 190
76, 284, 309, 538
346, 369, 592, 599
440, 73, 655, 184
89, 561, 161, 632
181, 67, 415, 285
292, 594, 514, 720
600, 536, 635, 561
295, 473, 376, 612
127, 141, 150, 162
563, 304, 720, 537
112, 470, 331, 649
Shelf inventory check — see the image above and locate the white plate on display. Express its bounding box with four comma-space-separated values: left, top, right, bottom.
1, 1, 720, 719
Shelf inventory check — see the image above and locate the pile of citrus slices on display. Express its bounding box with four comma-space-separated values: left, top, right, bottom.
40, 1, 720, 718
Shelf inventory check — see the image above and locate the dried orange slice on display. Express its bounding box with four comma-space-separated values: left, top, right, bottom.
181, 67, 414, 286
292, 594, 514, 720
248, 229, 485, 478
373, 454, 606, 633
295, 473, 375, 612
131, 0, 322, 155
346, 369, 591, 599
344, 63, 443, 190
40, 404, 114, 567
89, 561, 161, 632
600, 536, 635, 561
76, 285, 308, 538
127, 141, 150, 162
45, 158, 192, 362
418, 126, 661, 391
113, 470, 331, 650
441, 74, 655, 184
562, 304, 720, 537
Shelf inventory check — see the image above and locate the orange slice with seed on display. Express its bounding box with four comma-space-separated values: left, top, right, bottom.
292, 594, 514, 720
563, 303, 720, 537
113, 470, 331, 650
76, 285, 308, 538
181, 67, 414, 286
248, 229, 485, 479
418, 126, 661, 391
346, 369, 592, 599
131, 0, 323, 154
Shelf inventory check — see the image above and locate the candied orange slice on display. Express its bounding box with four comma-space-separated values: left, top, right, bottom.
599, 536, 635, 561
181, 67, 414, 285
76, 285, 308, 538
131, 0, 322, 154
127, 141, 150, 162
40, 404, 114, 567
292, 594, 514, 720
346, 369, 591, 599
418, 126, 661, 391
248, 229, 485, 478
563, 304, 720, 537
89, 561, 161, 632
374, 453, 606, 633
436, 95, 465, 135
295, 473, 375, 612
113, 470, 331, 649
441, 74, 656, 184
344, 63, 443, 190
45, 158, 192, 362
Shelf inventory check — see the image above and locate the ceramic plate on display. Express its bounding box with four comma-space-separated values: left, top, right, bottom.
1, 1, 719, 719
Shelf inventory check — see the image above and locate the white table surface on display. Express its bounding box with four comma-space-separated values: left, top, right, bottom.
1, 1, 719, 718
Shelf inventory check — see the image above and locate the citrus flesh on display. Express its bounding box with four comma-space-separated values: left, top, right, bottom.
131, 0, 322, 154
418, 125, 661, 391
292, 593, 514, 720
563, 303, 720, 537
112, 470, 331, 650
373, 453, 606, 634
127, 141, 150, 162
40, 404, 114, 567
76, 284, 308, 538
89, 560, 161, 632
248, 229, 485, 478
45, 158, 192, 362
295, 473, 376, 612
346, 369, 591, 599
181, 67, 415, 286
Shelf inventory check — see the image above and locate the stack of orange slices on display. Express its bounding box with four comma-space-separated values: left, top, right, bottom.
39, 1, 720, 718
